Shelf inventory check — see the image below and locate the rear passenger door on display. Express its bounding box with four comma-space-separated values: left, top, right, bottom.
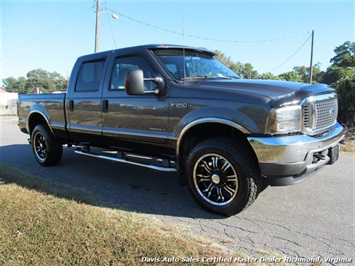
66, 55, 107, 144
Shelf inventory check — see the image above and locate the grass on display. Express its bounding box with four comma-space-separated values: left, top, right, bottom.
0, 164, 231, 266
0, 164, 342, 266
340, 138, 355, 154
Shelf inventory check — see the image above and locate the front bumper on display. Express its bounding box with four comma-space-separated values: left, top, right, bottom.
248, 122, 345, 186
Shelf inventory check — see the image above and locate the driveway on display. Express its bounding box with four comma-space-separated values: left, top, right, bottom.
1, 116, 354, 263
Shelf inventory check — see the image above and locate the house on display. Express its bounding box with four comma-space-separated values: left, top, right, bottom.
0, 87, 18, 115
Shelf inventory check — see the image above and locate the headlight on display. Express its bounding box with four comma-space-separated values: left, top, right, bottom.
266, 105, 301, 134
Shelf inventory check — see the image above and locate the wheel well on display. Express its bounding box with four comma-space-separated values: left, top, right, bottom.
28, 113, 48, 135
178, 123, 258, 178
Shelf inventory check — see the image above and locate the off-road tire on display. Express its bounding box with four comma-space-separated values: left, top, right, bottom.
31, 124, 63, 166
186, 137, 261, 216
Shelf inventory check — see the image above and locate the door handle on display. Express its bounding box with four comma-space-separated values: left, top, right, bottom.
102, 99, 109, 113
69, 100, 74, 111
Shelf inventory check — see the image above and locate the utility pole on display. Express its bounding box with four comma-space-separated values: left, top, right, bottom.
309, 30, 314, 84
94, 0, 100, 53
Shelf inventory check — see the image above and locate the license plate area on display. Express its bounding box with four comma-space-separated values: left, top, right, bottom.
328, 144, 339, 164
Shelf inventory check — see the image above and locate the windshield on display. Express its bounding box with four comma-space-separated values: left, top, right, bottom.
151, 48, 240, 81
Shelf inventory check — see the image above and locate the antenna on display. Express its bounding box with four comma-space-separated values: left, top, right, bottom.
309, 30, 314, 84
182, 9, 186, 84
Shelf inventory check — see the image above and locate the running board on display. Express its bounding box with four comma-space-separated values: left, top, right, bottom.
74, 149, 177, 172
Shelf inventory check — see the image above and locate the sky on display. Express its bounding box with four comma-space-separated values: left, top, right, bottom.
1, 0, 354, 84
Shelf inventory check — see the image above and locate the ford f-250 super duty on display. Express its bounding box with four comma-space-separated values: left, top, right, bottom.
18, 44, 345, 216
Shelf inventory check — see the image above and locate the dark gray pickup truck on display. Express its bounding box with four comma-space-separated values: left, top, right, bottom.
18, 44, 345, 215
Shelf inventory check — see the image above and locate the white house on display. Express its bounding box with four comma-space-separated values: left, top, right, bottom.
0, 88, 18, 115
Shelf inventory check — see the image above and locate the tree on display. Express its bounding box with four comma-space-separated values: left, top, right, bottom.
2, 69, 67, 93
214, 50, 234, 67
26, 69, 54, 93
214, 50, 258, 78
322, 41, 355, 131
259, 72, 279, 80
330, 41, 355, 67
276, 64, 322, 83
241, 63, 259, 79
334, 77, 355, 129
322, 66, 355, 85
277, 71, 303, 82
2, 76, 27, 93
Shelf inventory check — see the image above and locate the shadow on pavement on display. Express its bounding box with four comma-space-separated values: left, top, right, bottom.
0, 144, 229, 220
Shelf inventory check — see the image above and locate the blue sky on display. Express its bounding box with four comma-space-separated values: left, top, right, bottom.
1, 0, 354, 83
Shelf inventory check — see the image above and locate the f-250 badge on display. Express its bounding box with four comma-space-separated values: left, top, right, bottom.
171, 102, 188, 109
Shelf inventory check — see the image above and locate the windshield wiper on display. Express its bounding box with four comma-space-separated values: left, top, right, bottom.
181, 75, 240, 82
183, 75, 214, 80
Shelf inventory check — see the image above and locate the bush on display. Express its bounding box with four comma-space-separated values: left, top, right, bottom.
333, 77, 355, 136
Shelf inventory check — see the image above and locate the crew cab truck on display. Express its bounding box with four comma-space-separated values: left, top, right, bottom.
18, 44, 345, 216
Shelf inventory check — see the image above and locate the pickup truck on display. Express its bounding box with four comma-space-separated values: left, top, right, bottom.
18, 44, 345, 216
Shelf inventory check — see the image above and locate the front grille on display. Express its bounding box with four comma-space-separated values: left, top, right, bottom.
302, 94, 338, 135
303, 104, 311, 128
314, 99, 338, 130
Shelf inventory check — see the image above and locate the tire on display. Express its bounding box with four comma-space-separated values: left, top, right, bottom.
186, 137, 261, 216
31, 124, 63, 166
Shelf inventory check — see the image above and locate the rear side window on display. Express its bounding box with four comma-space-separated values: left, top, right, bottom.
75, 59, 105, 92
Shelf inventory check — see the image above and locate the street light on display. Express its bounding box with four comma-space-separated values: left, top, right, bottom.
94, 0, 119, 53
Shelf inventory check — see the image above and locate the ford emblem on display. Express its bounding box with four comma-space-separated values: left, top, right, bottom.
329, 109, 335, 116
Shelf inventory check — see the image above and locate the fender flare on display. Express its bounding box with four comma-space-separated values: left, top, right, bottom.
175, 117, 251, 158
27, 104, 52, 135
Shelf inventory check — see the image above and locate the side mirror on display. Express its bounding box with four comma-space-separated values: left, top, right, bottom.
125, 69, 144, 95
125, 69, 165, 96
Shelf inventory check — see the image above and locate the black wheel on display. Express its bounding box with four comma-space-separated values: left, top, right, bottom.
186, 137, 261, 216
31, 124, 63, 166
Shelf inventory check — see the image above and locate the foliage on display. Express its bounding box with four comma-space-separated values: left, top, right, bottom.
322, 41, 355, 131
322, 65, 355, 85
333, 77, 355, 129
277, 71, 304, 82
2, 69, 67, 94
214, 50, 258, 78
330, 41, 355, 67
2, 76, 27, 93
258, 72, 279, 80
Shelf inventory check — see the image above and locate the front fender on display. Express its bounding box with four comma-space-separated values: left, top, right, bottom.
174, 106, 257, 138
174, 107, 258, 158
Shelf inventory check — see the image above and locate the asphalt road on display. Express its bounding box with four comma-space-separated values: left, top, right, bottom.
1, 116, 354, 263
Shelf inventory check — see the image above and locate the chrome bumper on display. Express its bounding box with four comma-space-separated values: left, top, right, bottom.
248, 122, 345, 186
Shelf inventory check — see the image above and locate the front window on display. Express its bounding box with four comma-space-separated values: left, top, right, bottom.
109, 55, 156, 91
151, 48, 240, 82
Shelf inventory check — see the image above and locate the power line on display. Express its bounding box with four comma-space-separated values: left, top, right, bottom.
269, 33, 312, 73
3, 6, 93, 54
1, 0, 49, 29
106, 8, 309, 44
105, 12, 117, 48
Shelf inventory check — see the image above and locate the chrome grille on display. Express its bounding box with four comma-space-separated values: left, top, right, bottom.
303, 104, 311, 128
302, 93, 338, 135
314, 99, 338, 130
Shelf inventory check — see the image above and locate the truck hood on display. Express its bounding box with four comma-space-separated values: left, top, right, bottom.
199, 79, 335, 101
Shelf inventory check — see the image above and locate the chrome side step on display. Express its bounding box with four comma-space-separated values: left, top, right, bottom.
74, 148, 177, 172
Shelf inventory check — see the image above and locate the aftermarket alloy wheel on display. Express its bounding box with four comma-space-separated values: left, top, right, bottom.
31, 124, 63, 166
187, 137, 261, 216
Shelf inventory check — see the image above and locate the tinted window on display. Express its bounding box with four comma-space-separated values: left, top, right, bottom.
75, 60, 105, 92
152, 48, 240, 81
110, 56, 156, 91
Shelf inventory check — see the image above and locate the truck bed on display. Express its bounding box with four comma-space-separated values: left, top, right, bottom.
18, 92, 66, 136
